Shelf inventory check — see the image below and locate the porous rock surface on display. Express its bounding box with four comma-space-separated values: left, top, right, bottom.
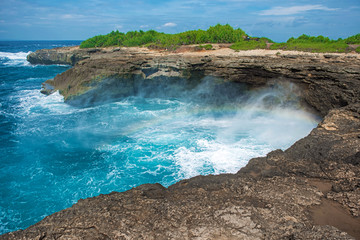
2, 46, 360, 239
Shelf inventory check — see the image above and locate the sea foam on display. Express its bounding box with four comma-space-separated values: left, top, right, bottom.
0, 51, 31, 66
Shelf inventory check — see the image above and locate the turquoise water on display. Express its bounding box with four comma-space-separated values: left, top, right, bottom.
0, 41, 319, 234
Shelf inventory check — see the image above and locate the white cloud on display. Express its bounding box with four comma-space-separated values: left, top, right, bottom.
60, 14, 86, 19
163, 22, 177, 27
140, 25, 149, 28
115, 24, 123, 30
61, 14, 74, 19
259, 5, 338, 16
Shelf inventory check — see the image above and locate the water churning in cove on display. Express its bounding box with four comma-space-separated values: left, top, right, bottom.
0, 41, 319, 234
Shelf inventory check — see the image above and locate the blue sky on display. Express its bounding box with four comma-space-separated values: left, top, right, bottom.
0, 0, 359, 42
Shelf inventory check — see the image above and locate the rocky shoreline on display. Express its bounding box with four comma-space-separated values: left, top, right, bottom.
2, 46, 359, 239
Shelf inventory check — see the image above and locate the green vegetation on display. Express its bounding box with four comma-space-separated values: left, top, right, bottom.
199, 44, 213, 50
270, 34, 350, 53
230, 38, 269, 51
80, 25, 360, 53
80, 30, 164, 48
80, 24, 246, 49
344, 34, 360, 44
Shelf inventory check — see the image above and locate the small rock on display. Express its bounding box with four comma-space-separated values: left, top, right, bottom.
331, 184, 342, 193
324, 54, 338, 59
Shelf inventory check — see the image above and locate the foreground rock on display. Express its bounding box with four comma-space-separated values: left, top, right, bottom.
1, 46, 359, 239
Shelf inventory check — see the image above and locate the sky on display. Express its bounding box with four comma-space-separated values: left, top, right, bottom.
0, 0, 359, 42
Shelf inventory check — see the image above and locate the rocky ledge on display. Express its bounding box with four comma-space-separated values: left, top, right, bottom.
2, 46, 360, 239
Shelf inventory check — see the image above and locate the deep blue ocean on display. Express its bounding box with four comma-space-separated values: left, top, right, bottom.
0, 41, 319, 234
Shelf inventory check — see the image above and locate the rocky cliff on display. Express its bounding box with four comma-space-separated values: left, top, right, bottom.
26, 46, 103, 65
36, 46, 360, 117
2, 46, 360, 239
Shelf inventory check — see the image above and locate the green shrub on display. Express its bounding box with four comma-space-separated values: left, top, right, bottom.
270, 43, 286, 50
344, 34, 360, 44
199, 44, 213, 50
356, 46, 360, 53
80, 24, 247, 49
270, 34, 349, 53
230, 38, 267, 51
287, 34, 332, 43
206, 24, 245, 43
80, 30, 165, 48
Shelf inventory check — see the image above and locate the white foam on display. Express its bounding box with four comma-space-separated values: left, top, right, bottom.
0, 51, 32, 66
0, 51, 30, 60
170, 101, 318, 181
173, 138, 271, 180
14, 90, 76, 117
97, 144, 128, 156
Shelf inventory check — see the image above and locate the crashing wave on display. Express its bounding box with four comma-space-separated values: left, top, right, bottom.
0, 51, 32, 66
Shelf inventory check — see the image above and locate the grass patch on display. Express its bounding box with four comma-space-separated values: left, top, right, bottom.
270, 34, 350, 53
230, 38, 268, 51
199, 44, 213, 50
270, 42, 348, 53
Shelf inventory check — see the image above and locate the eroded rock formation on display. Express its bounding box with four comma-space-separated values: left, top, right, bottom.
2, 46, 359, 239
35, 46, 360, 117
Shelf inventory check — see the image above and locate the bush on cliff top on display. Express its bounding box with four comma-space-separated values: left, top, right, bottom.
80, 24, 246, 49
80, 30, 165, 48
80, 26, 360, 53
270, 34, 356, 53
344, 33, 360, 44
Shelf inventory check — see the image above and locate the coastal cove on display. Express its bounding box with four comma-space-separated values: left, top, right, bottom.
1, 43, 360, 239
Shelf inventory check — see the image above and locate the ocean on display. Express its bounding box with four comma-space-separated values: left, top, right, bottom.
0, 41, 319, 234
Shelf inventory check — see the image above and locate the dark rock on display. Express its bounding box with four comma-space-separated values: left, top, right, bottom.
40, 83, 55, 95
282, 55, 298, 59
344, 152, 360, 165
324, 54, 339, 59
87, 48, 101, 53
332, 184, 342, 193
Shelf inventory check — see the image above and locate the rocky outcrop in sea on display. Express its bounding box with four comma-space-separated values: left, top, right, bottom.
3, 45, 359, 239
